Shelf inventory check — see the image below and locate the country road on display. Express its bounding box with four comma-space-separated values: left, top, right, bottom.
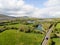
42, 25, 54, 45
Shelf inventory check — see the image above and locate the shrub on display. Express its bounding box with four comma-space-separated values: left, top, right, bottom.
19, 25, 35, 33
11, 27, 18, 30
48, 39, 55, 45
34, 30, 43, 34
19, 25, 29, 33
0, 28, 6, 33
50, 33, 57, 39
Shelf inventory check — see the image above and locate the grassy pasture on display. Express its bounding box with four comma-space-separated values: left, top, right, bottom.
51, 23, 60, 45
0, 20, 50, 45
0, 30, 44, 45
56, 23, 60, 28
52, 38, 60, 45
55, 23, 60, 33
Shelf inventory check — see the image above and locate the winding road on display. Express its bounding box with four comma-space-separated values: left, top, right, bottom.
42, 25, 54, 45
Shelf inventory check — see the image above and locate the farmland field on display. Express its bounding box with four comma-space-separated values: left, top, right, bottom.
52, 38, 60, 45
55, 23, 60, 33
0, 20, 46, 45
51, 23, 60, 45
56, 23, 60, 28
0, 18, 59, 45
0, 30, 44, 45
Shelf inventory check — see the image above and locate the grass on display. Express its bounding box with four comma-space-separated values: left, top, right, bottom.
42, 23, 51, 32
7, 23, 21, 28
0, 30, 44, 45
0, 26, 4, 28
56, 23, 60, 28
52, 38, 60, 45
47, 39, 52, 45
0, 21, 45, 45
55, 23, 60, 33
7, 23, 33, 28
51, 23, 60, 45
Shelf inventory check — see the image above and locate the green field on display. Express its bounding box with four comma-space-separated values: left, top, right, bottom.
55, 23, 60, 33
56, 23, 60, 28
52, 38, 60, 45
0, 19, 53, 45
0, 30, 44, 45
51, 23, 60, 45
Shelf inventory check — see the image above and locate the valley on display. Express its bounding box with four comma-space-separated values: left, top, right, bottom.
0, 14, 60, 45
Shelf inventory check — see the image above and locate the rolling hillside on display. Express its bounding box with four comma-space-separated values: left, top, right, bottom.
0, 14, 15, 20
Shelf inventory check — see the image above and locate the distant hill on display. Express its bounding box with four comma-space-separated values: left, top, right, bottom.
0, 14, 15, 20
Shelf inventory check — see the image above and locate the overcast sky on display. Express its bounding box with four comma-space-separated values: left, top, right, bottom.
0, 0, 60, 18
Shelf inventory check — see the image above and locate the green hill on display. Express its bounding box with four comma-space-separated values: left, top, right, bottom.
0, 30, 44, 45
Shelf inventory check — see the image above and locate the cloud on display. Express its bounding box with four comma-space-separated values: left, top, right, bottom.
0, 0, 40, 17
44, 0, 60, 7
31, 0, 60, 18
0, 0, 60, 18
42, 0, 60, 18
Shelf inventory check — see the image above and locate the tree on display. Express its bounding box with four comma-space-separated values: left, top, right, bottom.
50, 33, 57, 39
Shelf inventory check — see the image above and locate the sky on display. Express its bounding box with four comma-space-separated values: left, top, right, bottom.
24, 0, 47, 8
0, 0, 60, 18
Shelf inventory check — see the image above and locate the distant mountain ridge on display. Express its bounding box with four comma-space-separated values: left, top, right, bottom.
0, 14, 15, 20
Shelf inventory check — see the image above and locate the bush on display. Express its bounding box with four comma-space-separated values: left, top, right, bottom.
0, 28, 6, 33
48, 39, 55, 45
11, 27, 18, 30
34, 30, 43, 34
19, 25, 35, 33
19, 25, 30, 33
50, 33, 57, 39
